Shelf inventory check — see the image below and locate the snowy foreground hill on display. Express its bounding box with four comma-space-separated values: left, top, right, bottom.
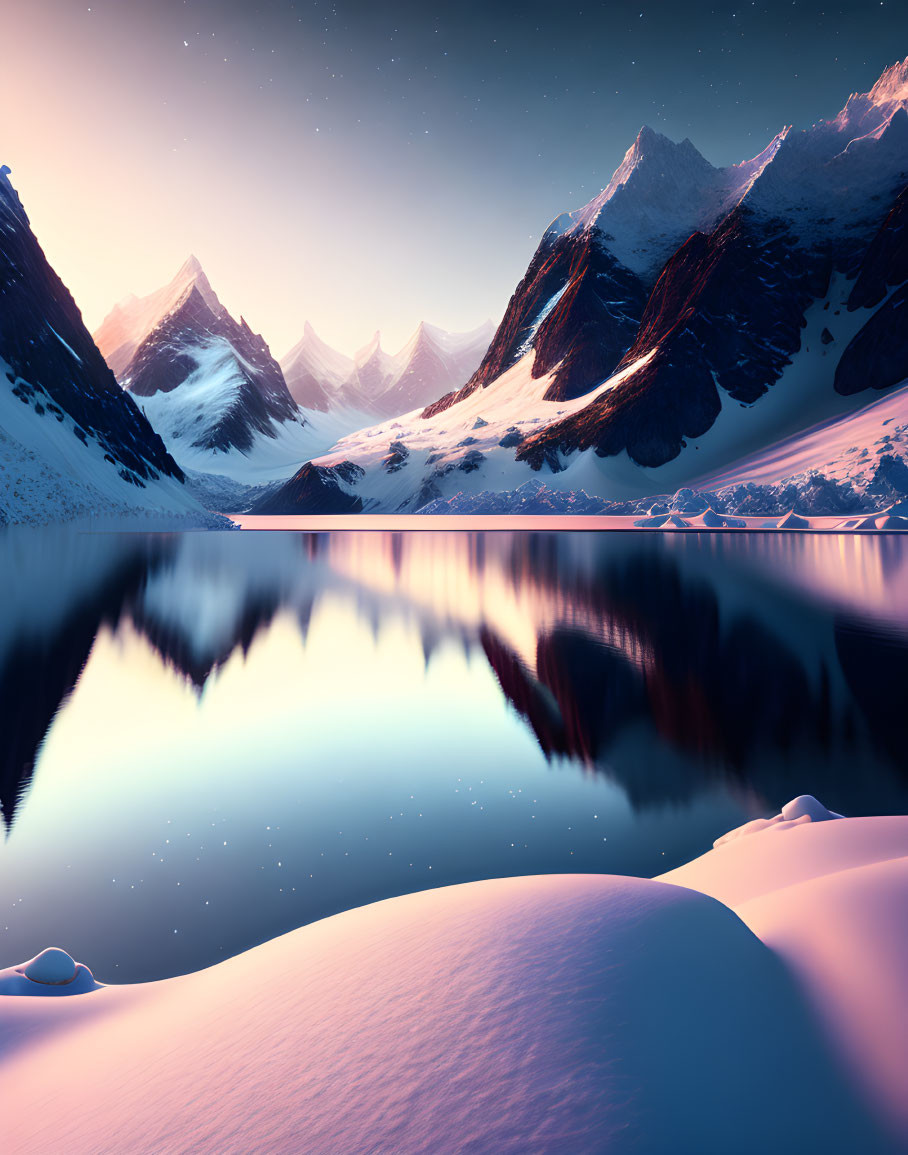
258, 59, 908, 515
2, 798, 906, 1153
0, 168, 217, 527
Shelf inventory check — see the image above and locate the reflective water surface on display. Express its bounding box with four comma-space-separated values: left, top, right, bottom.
2, 527, 907, 981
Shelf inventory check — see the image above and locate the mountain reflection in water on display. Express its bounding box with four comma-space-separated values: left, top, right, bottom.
1, 527, 907, 980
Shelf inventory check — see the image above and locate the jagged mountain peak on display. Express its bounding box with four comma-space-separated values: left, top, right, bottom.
282, 318, 495, 418
178, 253, 204, 278
95, 255, 224, 379
281, 323, 360, 412
868, 55, 908, 108
591, 125, 715, 216
355, 330, 383, 364
167, 256, 222, 316
535, 123, 736, 280
831, 56, 908, 140
404, 319, 497, 360
104, 259, 302, 461
628, 124, 708, 163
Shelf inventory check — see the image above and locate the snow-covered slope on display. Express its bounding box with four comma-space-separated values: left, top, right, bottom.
0, 167, 212, 526
254, 352, 657, 512
265, 60, 908, 512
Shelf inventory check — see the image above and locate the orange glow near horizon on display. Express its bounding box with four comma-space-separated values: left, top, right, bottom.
1, 3, 513, 358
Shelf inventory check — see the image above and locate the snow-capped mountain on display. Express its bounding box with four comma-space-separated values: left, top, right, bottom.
95, 260, 350, 490
97, 259, 300, 453
258, 60, 908, 513
0, 166, 210, 526
280, 320, 496, 421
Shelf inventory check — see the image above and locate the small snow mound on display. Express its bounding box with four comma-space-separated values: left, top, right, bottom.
23, 947, 77, 985
714, 795, 844, 847
873, 513, 908, 530
781, 795, 844, 823
635, 512, 693, 529
763, 510, 811, 529
0, 947, 100, 997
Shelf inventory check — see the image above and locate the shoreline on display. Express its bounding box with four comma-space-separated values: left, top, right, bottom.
230, 512, 908, 532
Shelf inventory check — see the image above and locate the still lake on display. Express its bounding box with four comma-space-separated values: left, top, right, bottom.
1, 526, 907, 982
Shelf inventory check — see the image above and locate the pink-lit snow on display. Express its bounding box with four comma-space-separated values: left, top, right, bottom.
2, 799, 905, 1153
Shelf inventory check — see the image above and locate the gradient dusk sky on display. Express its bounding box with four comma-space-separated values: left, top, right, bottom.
3, 1, 907, 356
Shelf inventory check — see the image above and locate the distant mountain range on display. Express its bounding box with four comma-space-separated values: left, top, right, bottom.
280, 319, 496, 419
92, 262, 494, 497
3, 61, 908, 521
259, 58, 908, 514
0, 167, 212, 526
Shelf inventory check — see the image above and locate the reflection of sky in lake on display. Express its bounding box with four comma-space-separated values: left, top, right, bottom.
1, 528, 907, 982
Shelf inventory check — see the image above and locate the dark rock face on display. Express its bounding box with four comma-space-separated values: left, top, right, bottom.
0, 168, 183, 484
866, 453, 908, 500
846, 184, 908, 311
835, 282, 908, 395
529, 234, 648, 402
333, 461, 366, 485
519, 209, 830, 469
498, 427, 525, 448
834, 183, 908, 397
123, 287, 299, 454
459, 449, 485, 473
422, 229, 646, 418
251, 462, 364, 514
383, 440, 410, 472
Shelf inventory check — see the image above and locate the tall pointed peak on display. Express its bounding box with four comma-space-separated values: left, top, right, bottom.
176, 254, 204, 280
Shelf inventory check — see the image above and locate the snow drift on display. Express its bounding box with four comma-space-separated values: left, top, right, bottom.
2, 799, 906, 1153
